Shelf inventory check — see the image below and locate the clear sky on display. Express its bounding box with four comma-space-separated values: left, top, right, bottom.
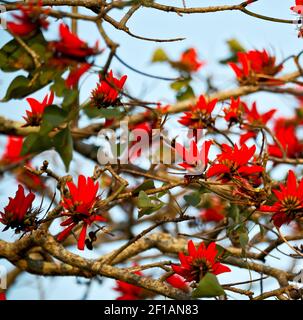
0, 0, 302, 300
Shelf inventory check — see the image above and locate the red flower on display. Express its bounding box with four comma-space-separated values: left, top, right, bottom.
157, 104, 170, 114
91, 70, 127, 108
0, 293, 6, 300
127, 117, 157, 161
23, 92, 54, 126
207, 144, 263, 183
49, 23, 100, 88
166, 274, 190, 293
172, 240, 230, 283
132, 121, 153, 134
0, 137, 45, 190
223, 97, 245, 125
240, 102, 276, 145
1, 136, 24, 164
179, 48, 205, 73
229, 50, 283, 85
244, 102, 276, 126
260, 170, 303, 227
65, 63, 92, 89
268, 124, 303, 159
291, 1, 303, 14
51, 23, 99, 60
178, 95, 218, 129
58, 175, 105, 250
291, 0, 303, 36
48, 57, 92, 89
200, 196, 226, 223
114, 271, 143, 300
7, 0, 49, 37
0, 185, 36, 233
175, 140, 212, 173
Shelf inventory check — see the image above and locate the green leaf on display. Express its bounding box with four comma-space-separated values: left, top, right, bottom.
3, 66, 63, 101
228, 204, 240, 223
0, 32, 49, 73
239, 230, 249, 250
2, 75, 31, 101
50, 76, 66, 97
0, 38, 19, 56
62, 89, 79, 111
170, 79, 191, 91
40, 105, 68, 135
21, 126, 73, 171
176, 85, 195, 101
220, 38, 246, 64
53, 127, 73, 171
192, 273, 225, 298
259, 224, 265, 237
98, 107, 125, 119
215, 244, 230, 259
21, 132, 52, 155
227, 38, 246, 54
184, 192, 201, 207
133, 180, 155, 196
83, 105, 125, 119
137, 190, 164, 218
82, 102, 102, 118
39, 69, 56, 86
151, 48, 169, 62
0, 39, 31, 72
138, 203, 163, 218
137, 191, 153, 208
21, 133, 39, 156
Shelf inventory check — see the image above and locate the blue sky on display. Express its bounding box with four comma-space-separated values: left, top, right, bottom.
0, 0, 303, 300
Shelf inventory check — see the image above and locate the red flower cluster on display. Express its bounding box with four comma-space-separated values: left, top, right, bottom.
50, 23, 99, 88
260, 170, 303, 227
128, 121, 154, 161
290, 1, 303, 37
1, 136, 24, 164
207, 144, 263, 184
7, 0, 49, 37
91, 70, 127, 108
65, 63, 91, 89
291, 1, 303, 14
0, 137, 45, 190
179, 48, 205, 73
200, 196, 226, 223
57, 175, 105, 250
114, 269, 189, 299
178, 95, 218, 129
52, 23, 99, 59
23, 92, 54, 127
172, 240, 230, 283
223, 97, 244, 125
114, 271, 144, 300
166, 274, 189, 293
268, 121, 303, 159
0, 185, 37, 233
229, 50, 283, 85
240, 102, 276, 145
175, 140, 212, 173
